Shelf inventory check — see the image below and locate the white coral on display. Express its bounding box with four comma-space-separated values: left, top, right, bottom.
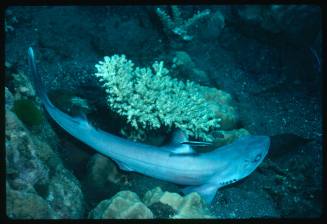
94, 55, 222, 141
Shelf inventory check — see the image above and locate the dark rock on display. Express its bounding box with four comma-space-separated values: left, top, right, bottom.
83, 153, 129, 205
171, 50, 210, 85
268, 133, 312, 159
198, 8, 225, 41
233, 5, 321, 47
143, 187, 214, 218
148, 202, 176, 219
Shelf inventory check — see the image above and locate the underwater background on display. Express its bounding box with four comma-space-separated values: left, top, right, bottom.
4, 5, 322, 219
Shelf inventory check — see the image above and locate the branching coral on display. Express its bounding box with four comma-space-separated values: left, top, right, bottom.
94, 55, 223, 141
156, 6, 210, 41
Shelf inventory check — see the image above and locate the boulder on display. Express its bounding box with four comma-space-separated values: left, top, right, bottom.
89, 191, 153, 219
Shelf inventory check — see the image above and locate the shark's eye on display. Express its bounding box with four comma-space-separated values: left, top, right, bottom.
253, 154, 262, 162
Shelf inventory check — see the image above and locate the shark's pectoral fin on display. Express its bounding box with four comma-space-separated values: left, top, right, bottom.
169, 129, 189, 145
182, 183, 220, 204
114, 160, 134, 172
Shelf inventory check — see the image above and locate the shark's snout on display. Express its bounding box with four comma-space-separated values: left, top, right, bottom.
237, 135, 270, 176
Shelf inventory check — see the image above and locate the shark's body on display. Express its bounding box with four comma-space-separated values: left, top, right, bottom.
28, 47, 270, 204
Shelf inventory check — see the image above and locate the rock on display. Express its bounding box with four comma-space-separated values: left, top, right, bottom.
46, 169, 85, 218
12, 71, 35, 99
83, 153, 129, 204
6, 182, 58, 219
173, 192, 213, 219
6, 183, 58, 219
191, 68, 210, 85
6, 107, 85, 219
261, 5, 320, 46
143, 187, 214, 218
6, 109, 50, 188
235, 5, 262, 25
199, 9, 225, 40
89, 191, 153, 219
5, 87, 14, 110
171, 51, 210, 85
57, 139, 92, 180
234, 5, 321, 47
172, 51, 195, 69
86, 153, 128, 187
213, 128, 250, 147
148, 202, 176, 219
159, 191, 184, 211
208, 99, 238, 131
32, 136, 63, 173
201, 86, 239, 130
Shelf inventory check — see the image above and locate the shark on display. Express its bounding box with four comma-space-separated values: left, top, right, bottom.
27, 47, 270, 204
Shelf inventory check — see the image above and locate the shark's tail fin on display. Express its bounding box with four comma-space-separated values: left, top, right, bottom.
28, 47, 54, 109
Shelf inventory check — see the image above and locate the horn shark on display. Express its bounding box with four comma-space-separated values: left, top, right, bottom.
27, 47, 270, 204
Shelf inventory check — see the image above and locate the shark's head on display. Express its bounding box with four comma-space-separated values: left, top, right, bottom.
236, 135, 270, 179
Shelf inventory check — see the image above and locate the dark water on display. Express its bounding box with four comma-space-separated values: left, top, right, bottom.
5, 5, 323, 219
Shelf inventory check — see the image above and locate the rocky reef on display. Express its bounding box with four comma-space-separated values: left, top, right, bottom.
88, 187, 214, 219
6, 88, 85, 219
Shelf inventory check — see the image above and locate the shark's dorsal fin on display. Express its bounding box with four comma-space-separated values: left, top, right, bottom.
169, 129, 213, 147
167, 129, 212, 155
168, 129, 198, 156
169, 129, 189, 145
